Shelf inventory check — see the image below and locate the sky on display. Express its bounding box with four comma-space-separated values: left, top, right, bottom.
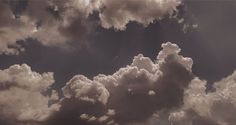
1, 0, 236, 125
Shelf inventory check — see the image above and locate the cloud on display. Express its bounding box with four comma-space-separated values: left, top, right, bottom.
0, 0, 91, 55
0, 0, 181, 55
98, 0, 181, 30
2, 42, 236, 125
44, 42, 194, 125
0, 64, 60, 124
46, 42, 236, 125
56, 0, 181, 30
0, 1, 34, 55
169, 73, 236, 125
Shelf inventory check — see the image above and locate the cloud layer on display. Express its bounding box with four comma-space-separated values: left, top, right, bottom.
2, 42, 236, 125
0, 0, 181, 54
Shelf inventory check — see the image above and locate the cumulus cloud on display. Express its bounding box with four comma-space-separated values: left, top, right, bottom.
45, 42, 236, 125
0, 64, 60, 124
99, 0, 181, 30
43, 42, 194, 125
169, 72, 236, 125
0, 0, 181, 54
2, 42, 236, 125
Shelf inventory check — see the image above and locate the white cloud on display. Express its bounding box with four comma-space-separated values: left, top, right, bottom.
62, 75, 110, 104
59, 42, 193, 125
170, 72, 236, 125
99, 0, 181, 30
58, 42, 236, 125
0, 0, 181, 54
2, 42, 236, 125
0, 64, 60, 122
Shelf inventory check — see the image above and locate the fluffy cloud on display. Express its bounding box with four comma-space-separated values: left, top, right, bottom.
99, 0, 181, 30
0, 0, 181, 54
170, 72, 236, 125
46, 42, 236, 125
62, 75, 110, 104
2, 42, 236, 125
44, 42, 193, 125
0, 64, 60, 124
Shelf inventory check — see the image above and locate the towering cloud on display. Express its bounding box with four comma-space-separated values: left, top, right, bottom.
0, 0, 181, 54
44, 42, 194, 125
46, 42, 236, 125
